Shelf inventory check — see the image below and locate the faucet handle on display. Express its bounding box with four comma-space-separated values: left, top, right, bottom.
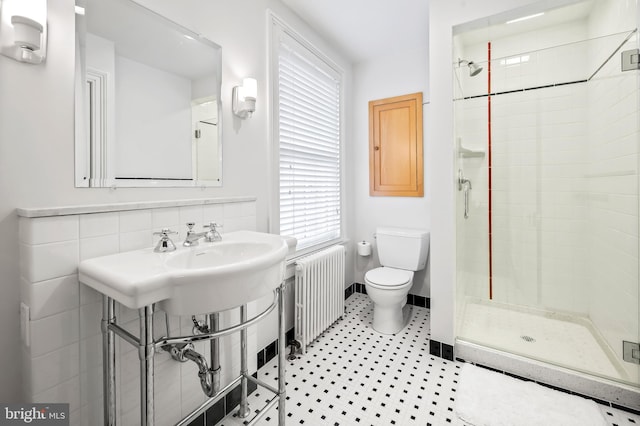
153, 228, 178, 237
204, 222, 223, 242
153, 228, 177, 252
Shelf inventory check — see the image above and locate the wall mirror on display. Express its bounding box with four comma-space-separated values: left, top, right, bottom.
74, 0, 222, 187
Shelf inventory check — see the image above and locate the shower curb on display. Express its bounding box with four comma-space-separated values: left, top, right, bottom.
456, 340, 640, 414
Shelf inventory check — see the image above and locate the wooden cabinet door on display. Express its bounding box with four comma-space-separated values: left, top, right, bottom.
369, 92, 423, 197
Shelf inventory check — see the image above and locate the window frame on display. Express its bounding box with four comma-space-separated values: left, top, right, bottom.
267, 11, 346, 258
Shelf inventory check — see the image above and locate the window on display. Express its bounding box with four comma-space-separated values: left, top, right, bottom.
271, 16, 343, 252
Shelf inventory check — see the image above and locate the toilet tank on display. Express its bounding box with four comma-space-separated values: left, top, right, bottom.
376, 227, 430, 271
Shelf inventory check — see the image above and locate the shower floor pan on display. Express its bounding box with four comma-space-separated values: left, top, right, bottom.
458, 300, 632, 384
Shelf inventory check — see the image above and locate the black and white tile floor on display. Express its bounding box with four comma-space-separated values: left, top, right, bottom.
217, 293, 640, 425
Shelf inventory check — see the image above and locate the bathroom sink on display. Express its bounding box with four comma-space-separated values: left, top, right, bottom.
79, 230, 294, 315
164, 241, 274, 270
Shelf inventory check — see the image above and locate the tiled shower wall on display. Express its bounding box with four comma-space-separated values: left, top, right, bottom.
491, 84, 590, 312
455, 17, 591, 312
18, 197, 258, 426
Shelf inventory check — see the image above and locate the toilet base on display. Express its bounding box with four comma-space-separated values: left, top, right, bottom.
364, 276, 412, 335
371, 303, 410, 334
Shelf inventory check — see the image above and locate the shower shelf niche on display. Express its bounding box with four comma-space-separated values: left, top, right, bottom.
458, 146, 486, 158
457, 137, 485, 158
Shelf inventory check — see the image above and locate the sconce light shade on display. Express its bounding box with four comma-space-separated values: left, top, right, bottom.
242, 78, 257, 100
233, 77, 257, 119
11, 16, 42, 50
0, 0, 47, 64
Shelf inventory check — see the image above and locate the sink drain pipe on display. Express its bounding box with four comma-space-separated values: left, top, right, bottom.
168, 313, 221, 397
183, 347, 219, 396
184, 313, 221, 397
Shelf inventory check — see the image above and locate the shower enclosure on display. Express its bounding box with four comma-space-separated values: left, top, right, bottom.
454, 0, 640, 402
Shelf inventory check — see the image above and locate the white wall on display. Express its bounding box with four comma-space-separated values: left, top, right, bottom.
0, 0, 350, 403
351, 47, 430, 296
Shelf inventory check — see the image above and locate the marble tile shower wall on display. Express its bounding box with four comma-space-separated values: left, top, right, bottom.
18, 199, 258, 426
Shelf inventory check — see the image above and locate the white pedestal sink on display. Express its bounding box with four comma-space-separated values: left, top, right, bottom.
79, 230, 292, 314
78, 230, 295, 426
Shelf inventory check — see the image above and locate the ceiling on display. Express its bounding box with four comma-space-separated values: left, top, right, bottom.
281, 0, 429, 64
455, 0, 594, 47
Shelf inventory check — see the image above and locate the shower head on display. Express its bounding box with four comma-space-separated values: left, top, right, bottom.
458, 58, 483, 77
468, 61, 483, 76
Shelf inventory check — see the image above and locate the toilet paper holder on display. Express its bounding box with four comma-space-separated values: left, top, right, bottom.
357, 240, 372, 256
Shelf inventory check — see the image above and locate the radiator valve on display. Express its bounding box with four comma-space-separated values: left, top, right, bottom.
287, 340, 302, 360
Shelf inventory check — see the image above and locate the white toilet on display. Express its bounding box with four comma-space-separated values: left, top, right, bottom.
364, 227, 430, 334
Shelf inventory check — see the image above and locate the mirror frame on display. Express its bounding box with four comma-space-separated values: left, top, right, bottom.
74, 0, 223, 188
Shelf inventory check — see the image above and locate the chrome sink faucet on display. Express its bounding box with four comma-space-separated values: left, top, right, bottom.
183, 222, 223, 247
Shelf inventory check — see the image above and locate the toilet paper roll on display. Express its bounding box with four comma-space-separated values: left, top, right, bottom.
357, 241, 372, 256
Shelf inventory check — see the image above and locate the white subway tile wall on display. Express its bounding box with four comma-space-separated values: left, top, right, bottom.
29, 310, 80, 358
18, 199, 258, 425
79, 212, 119, 238
202, 204, 225, 227
19, 216, 79, 245
151, 207, 181, 233
79, 234, 119, 261
23, 275, 79, 320
29, 342, 80, 396
33, 376, 82, 426
20, 241, 80, 284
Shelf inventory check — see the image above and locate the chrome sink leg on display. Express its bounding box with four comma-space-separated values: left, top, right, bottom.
278, 282, 286, 425
238, 304, 251, 418
139, 305, 155, 426
208, 313, 221, 395
102, 296, 116, 426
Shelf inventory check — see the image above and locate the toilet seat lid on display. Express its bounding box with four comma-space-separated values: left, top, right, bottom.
365, 267, 413, 287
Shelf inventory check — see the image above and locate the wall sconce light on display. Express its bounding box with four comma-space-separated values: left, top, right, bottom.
232, 78, 257, 119
0, 0, 47, 64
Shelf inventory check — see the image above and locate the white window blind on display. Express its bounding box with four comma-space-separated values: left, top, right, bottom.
276, 29, 342, 251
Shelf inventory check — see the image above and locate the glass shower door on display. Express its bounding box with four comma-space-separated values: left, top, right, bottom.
454, 0, 639, 389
